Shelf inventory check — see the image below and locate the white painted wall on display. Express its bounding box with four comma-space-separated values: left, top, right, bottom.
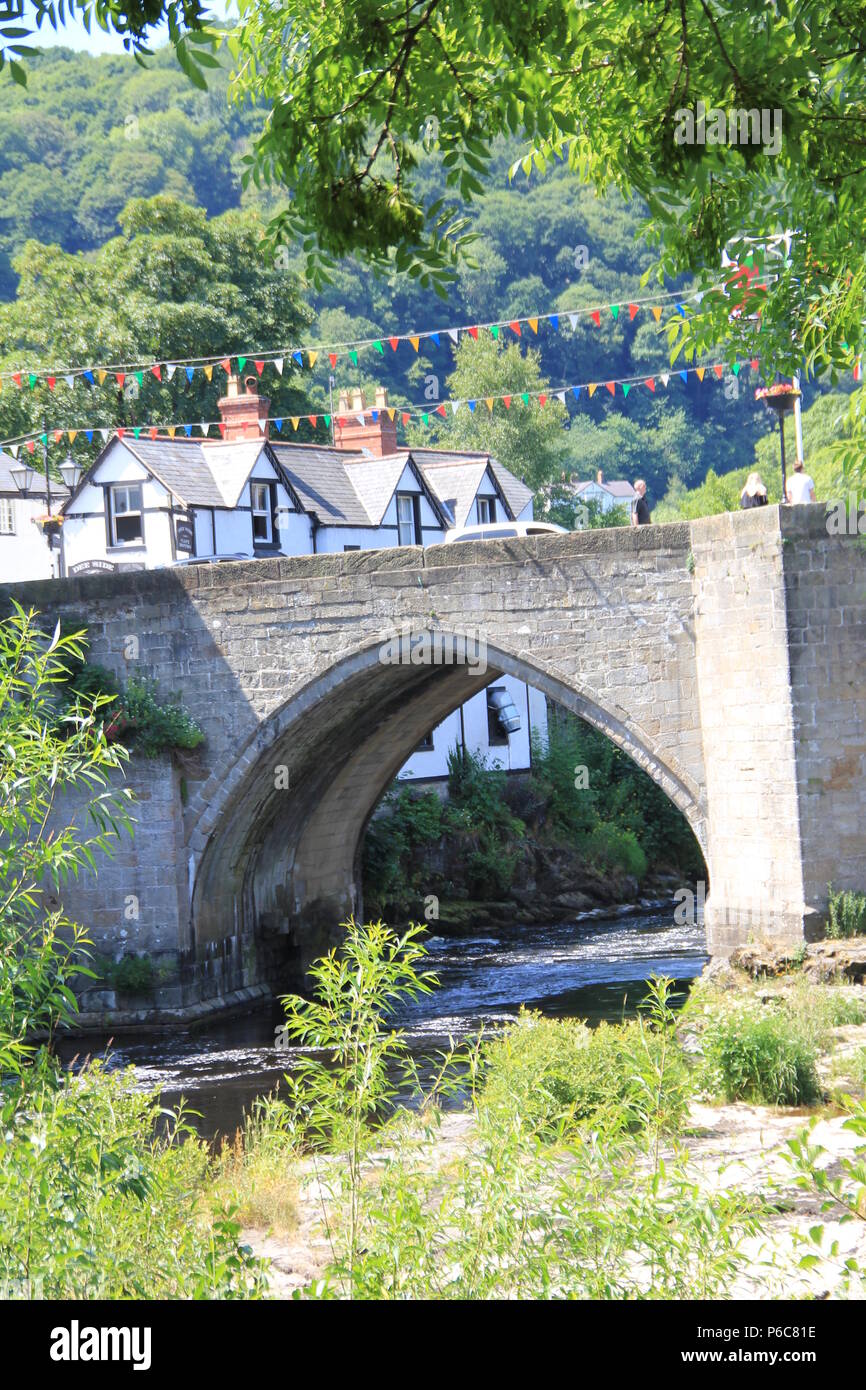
61, 441, 175, 572
398, 676, 549, 781
0, 492, 61, 580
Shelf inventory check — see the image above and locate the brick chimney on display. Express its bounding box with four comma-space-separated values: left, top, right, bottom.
217, 374, 270, 441
597, 469, 604, 485
334, 387, 398, 457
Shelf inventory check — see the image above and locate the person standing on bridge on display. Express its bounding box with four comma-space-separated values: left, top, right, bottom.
785, 458, 816, 505
631, 479, 651, 526
739, 473, 768, 509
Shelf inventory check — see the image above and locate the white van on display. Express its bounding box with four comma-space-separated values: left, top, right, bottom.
443, 521, 568, 544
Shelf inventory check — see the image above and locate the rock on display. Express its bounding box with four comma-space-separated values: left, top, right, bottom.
729, 935, 866, 985
552, 890, 594, 913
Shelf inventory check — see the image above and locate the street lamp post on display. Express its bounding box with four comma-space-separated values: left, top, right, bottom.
756, 382, 802, 504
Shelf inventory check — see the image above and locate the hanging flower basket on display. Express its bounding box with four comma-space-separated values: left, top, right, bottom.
755, 383, 801, 418
33, 514, 64, 537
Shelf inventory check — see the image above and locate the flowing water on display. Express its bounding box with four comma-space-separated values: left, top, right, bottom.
60, 909, 706, 1142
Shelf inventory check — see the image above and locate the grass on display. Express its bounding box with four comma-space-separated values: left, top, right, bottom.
209, 1096, 299, 1237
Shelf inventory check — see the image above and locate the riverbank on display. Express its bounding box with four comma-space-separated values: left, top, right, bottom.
218, 940, 866, 1299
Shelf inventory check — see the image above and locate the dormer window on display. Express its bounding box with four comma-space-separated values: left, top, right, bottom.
396, 493, 421, 546
251, 482, 274, 544
477, 496, 496, 524
108, 484, 143, 546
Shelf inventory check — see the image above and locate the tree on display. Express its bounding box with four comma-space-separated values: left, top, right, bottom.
407, 332, 567, 500
0, 195, 317, 463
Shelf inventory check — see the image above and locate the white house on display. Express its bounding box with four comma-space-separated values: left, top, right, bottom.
38, 378, 550, 780
569, 469, 638, 516
0, 451, 69, 581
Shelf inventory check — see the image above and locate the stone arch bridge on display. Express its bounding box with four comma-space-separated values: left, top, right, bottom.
4, 505, 865, 1019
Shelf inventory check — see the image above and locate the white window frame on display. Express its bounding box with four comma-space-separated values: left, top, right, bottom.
0, 497, 15, 535
251, 481, 273, 544
109, 484, 144, 547
477, 495, 496, 524
396, 493, 417, 546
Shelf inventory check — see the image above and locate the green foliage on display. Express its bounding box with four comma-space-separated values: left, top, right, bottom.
582, 822, 648, 880
783, 1102, 866, 1296
0, 1066, 265, 1299
0, 604, 133, 1069
699, 1006, 821, 1107
481, 992, 690, 1138
826, 886, 866, 941
60, 660, 204, 757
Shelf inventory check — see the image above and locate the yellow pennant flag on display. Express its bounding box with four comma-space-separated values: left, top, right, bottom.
588, 382, 598, 397
485, 397, 494, 411
307, 350, 318, 369
291, 417, 300, 430
204, 364, 213, 381
409, 336, 420, 352
97, 369, 107, 385
68, 430, 78, 443
652, 306, 662, 322
696, 367, 705, 382
528, 317, 539, 334
168, 426, 176, 439
387, 408, 396, 421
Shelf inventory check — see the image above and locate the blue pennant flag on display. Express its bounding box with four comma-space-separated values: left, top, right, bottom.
274, 419, 283, 432
550, 316, 559, 331
184, 424, 192, 436
185, 367, 195, 383
676, 303, 686, 316
679, 369, 688, 383
429, 333, 440, 347
572, 386, 581, 400
371, 410, 379, 421
84, 370, 95, 386
468, 400, 476, 412
292, 351, 303, 365
85, 430, 94, 442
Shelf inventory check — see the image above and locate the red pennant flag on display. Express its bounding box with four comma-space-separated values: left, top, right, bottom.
628, 304, 639, 320
468, 326, 479, 340
309, 415, 317, 428
26, 440, 35, 453
116, 373, 125, 388
150, 427, 158, 439
117, 428, 125, 439
539, 394, 547, 407
337, 416, 347, 428
389, 337, 399, 351
151, 364, 162, 381
605, 381, 616, 395
254, 360, 264, 375
509, 321, 522, 337
750, 357, 759, 370
221, 358, 232, 374
401, 413, 410, 426
591, 310, 601, 327
713, 364, 723, 379
241, 421, 249, 434
12, 373, 21, 388
53, 430, 63, 443
503, 395, 511, 409
436, 404, 446, 417
47, 377, 56, 390
215, 422, 224, 437
329, 353, 338, 368
644, 378, 656, 391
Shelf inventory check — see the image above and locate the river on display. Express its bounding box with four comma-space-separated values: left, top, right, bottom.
60, 909, 706, 1141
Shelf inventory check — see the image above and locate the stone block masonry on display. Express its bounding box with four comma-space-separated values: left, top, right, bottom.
3, 504, 864, 1019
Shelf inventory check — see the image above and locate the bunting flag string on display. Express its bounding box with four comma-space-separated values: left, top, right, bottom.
0, 356, 760, 453
0, 284, 747, 393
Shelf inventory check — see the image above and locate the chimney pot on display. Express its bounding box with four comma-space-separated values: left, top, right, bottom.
334, 387, 398, 457
217, 373, 270, 441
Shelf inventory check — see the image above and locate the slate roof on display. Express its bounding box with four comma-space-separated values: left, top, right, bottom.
269, 443, 372, 526
121, 438, 227, 508
572, 478, 638, 500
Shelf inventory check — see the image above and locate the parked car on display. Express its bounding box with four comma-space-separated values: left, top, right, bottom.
165, 553, 251, 567
443, 521, 568, 543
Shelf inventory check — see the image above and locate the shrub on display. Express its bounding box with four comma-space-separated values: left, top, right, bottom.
583, 822, 648, 879
120, 678, 204, 757
826, 886, 866, 940
481, 1003, 690, 1137
211, 1095, 299, 1236
700, 1007, 820, 1105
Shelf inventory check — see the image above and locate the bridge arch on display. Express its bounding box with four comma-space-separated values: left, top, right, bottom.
188, 628, 708, 975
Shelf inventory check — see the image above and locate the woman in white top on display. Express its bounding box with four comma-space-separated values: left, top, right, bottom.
786, 460, 816, 505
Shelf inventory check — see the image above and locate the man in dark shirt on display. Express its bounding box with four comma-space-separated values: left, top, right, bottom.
632, 479, 651, 525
